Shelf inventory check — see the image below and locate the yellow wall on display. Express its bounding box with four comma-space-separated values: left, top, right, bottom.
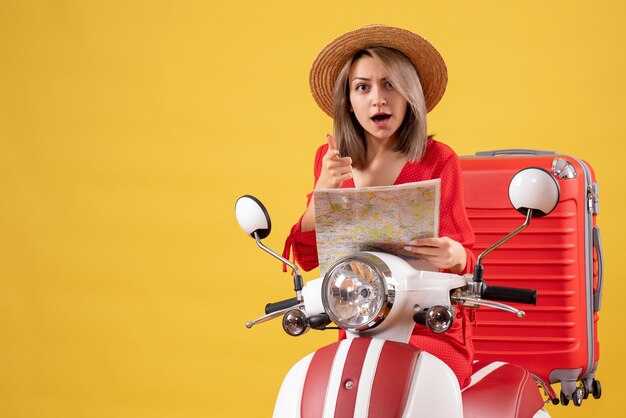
1, 1, 624, 417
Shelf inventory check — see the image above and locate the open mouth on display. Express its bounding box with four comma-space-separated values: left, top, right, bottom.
371, 113, 391, 122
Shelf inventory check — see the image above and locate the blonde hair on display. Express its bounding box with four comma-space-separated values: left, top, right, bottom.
332, 47, 428, 169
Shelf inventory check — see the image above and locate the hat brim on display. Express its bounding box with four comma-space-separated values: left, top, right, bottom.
309, 25, 448, 117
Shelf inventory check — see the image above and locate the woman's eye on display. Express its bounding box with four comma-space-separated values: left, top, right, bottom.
385, 81, 394, 89
355, 84, 368, 92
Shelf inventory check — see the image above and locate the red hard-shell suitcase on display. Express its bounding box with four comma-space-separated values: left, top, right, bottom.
460, 149, 603, 404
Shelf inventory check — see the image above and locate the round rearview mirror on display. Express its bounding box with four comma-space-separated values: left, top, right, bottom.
235, 195, 272, 239
508, 168, 560, 218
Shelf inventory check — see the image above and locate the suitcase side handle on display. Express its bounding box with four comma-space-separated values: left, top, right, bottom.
475, 149, 556, 157
593, 226, 604, 312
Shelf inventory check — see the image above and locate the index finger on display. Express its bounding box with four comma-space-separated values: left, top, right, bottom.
326, 134, 338, 151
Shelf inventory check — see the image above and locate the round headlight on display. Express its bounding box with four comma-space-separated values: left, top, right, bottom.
321, 253, 393, 331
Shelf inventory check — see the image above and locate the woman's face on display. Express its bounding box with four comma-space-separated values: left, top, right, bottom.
348, 55, 408, 144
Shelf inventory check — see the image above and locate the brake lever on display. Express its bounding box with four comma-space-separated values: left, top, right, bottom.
245, 304, 305, 328
452, 295, 525, 318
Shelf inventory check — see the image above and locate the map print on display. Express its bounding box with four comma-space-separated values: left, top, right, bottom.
314, 179, 441, 274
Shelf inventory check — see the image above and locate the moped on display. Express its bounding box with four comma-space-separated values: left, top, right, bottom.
236, 168, 563, 417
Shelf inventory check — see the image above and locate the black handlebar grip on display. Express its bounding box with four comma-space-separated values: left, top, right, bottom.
482, 285, 537, 305
265, 297, 299, 314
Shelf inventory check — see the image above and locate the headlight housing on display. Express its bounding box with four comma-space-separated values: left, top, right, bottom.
321, 253, 394, 331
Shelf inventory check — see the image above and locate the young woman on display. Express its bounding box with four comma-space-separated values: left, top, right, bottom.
282, 25, 476, 387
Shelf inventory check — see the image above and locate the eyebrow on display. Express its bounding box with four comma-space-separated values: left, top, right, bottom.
351, 76, 389, 83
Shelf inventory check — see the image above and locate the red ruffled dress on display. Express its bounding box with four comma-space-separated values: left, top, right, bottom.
282, 138, 477, 388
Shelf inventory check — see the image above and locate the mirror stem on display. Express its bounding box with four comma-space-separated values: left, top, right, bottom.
473, 209, 533, 282
254, 232, 304, 302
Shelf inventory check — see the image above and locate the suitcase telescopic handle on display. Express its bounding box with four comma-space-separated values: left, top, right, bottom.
475, 149, 556, 157
481, 285, 537, 305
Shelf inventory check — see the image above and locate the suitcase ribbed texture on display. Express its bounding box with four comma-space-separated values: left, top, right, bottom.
460, 154, 600, 388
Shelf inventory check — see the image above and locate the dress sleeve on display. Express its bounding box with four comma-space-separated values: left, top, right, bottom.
281, 144, 327, 272
437, 153, 477, 275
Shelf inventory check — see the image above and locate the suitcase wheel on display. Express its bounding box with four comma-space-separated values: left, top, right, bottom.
581, 379, 590, 399
572, 387, 584, 407
592, 379, 602, 399
560, 387, 584, 407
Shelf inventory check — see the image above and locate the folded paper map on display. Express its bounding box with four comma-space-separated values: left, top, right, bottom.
314, 179, 441, 274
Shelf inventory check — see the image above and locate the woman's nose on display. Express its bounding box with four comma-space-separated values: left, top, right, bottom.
372, 87, 387, 107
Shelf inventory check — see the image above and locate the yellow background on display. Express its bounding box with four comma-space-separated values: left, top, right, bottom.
1, 1, 624, 417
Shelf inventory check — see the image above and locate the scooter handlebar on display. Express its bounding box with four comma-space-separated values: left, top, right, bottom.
265, 297, 299, 314
481, 285, 537, 305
